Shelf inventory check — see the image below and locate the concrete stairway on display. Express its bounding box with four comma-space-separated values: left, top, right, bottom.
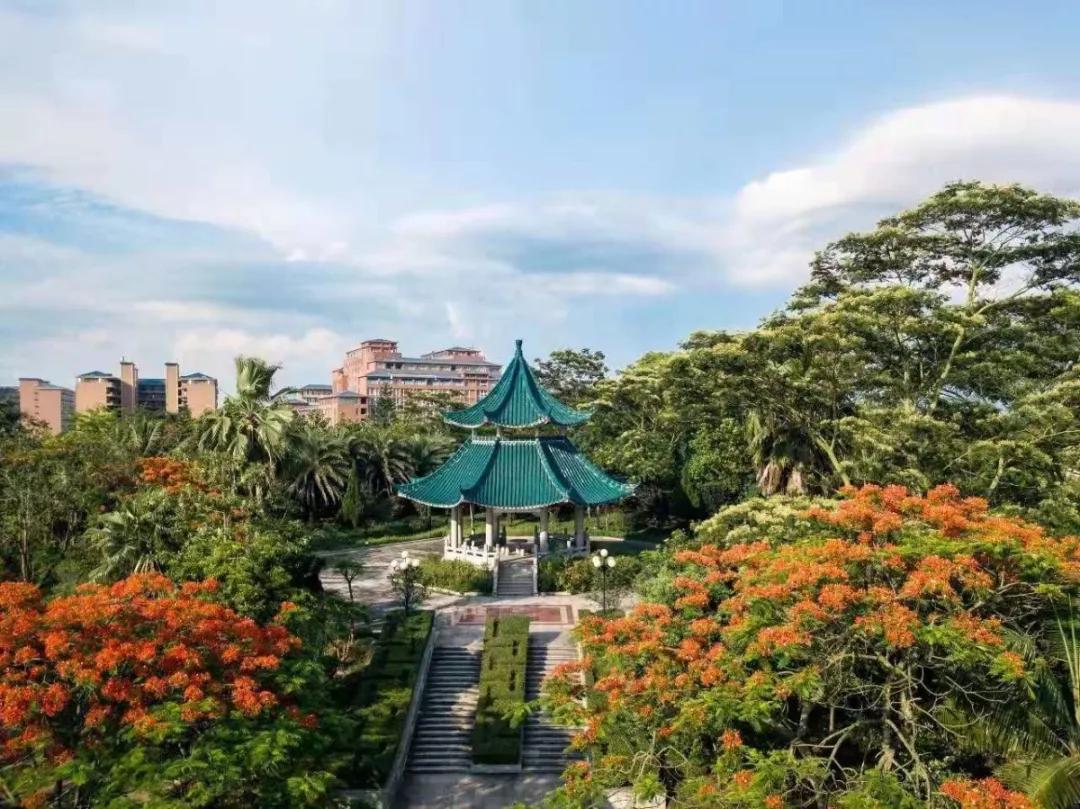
523, 637, 582, 772
407, 647, 480, 773
496, 557, 536, 597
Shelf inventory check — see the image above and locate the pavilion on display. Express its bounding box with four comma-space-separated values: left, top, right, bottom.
396, 339, 634, 566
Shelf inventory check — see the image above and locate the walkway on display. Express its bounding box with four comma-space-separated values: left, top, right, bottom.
396, 610, 583, 809
318, 539, 608, 808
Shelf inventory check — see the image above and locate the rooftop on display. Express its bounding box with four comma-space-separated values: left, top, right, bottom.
443, 339, 589, 429
77, 371, 117, 379
181, 372, 215, 381
397, 435, 634, 509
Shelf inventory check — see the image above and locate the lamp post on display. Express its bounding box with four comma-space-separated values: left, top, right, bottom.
591, 548, 616, 614
389, 551, 422, 616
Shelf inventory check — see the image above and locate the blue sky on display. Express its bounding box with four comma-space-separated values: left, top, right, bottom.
3, 1, 1080, 389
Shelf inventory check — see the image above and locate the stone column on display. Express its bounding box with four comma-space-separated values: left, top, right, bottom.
485, 508, 496, 551
449, 505, 461, 548
539, 508, 550, 553
574, 505, 586, 551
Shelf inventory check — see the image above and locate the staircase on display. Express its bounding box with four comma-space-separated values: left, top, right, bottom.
496, 557, 535, 597
407, 647, 480, 773
523, 637, 582, 771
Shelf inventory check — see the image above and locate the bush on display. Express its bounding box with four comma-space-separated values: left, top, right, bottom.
418, 557, 492, 594
538, 554, 641, 595
347, 609, 433, 787
473, 615, 530, 765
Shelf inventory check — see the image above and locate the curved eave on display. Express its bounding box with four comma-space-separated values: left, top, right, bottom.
396, 436, 635, 510
442, 410, 590, 430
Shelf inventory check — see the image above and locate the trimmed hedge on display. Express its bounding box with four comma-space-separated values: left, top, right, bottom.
418, 557, 493, 594
472, 615, 530, 765
349, 609, 434, 787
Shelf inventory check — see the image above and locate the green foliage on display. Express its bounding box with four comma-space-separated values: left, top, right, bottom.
418, 557, 492, 593
538, 553, 641, 596
348, 610, 433, 787
473, 615, 530, 765
167, 521, 322, 622
533, 347, 608, 407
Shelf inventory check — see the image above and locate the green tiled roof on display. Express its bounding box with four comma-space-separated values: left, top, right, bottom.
443, 339, 589, 429
396, 436, 634, 509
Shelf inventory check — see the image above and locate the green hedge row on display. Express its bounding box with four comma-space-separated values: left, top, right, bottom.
418, 557, 493, 594
349, 609, 434, 787
472, 615, 530, 765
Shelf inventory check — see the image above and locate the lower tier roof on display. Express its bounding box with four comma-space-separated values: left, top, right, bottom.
396, 435, 635, 509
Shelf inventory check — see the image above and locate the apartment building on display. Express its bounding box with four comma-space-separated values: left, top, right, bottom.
76, 361, 218, 417
18, 378, 75, 434
274, 384, 332, 416
314, 391, 368, 426
331, 339, 500, 409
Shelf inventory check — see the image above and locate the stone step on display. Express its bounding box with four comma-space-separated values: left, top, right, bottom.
407, 649, 481, 773
521, 640, 582, 772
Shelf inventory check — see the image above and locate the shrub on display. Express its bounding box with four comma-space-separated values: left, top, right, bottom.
347, 609, 433, 787
418, 557, 492, 594
538, 554, 641, 595
473, 615, 530, 765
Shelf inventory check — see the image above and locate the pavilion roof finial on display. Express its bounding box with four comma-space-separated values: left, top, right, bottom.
442, 339, 589, 430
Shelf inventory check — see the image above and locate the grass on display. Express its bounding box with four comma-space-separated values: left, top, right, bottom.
472, 615, 530, 766
310, 517, 446, 551
347, 609, 434, 788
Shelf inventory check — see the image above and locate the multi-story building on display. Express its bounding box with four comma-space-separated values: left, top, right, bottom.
76, 361, 218, 417
331, 339, 500, 409
313, 391, 369, 426
18, 378, 75, 434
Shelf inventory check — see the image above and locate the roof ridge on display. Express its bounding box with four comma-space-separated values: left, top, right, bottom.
536, 436, 573, 503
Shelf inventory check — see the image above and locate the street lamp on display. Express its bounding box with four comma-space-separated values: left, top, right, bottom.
389, 551, 422, 616
591, 548, 616, 614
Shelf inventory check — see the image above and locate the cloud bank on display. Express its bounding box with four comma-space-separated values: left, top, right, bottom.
4, 85, 1080, 388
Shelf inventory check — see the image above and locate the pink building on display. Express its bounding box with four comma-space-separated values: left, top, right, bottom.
75, 361, 218, 417
18, 378, 75, 434
331, 339, 500, 410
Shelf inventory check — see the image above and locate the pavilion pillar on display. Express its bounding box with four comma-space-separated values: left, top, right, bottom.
574, 505, 586, 551
539, 508, 550, 553
485, 509, 496, 551
450, 506, 461, 548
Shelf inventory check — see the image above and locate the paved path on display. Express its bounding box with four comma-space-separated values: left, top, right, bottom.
318, 538, 447, 616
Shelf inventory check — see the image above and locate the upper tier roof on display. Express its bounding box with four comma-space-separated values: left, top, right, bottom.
396, 435, 634, 509
443, 339, 589, 429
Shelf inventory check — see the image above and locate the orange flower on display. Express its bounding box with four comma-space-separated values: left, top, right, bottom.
720, 728, 742, 750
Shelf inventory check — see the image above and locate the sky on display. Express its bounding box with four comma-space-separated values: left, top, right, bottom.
3, 1, 1080, 391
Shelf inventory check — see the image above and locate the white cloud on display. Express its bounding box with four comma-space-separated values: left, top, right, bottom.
172, 327, 348, 390
720, 95, 1080, 284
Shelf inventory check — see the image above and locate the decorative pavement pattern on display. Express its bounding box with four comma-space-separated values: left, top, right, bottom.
451, 604, 574, 625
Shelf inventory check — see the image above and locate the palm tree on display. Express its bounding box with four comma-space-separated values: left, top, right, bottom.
88, 491, 174, 581
404, 433, 455, 477
234, 355, 285, 401
346, 426, 414, 497
284, 424, 350, 518
196, 356, 295, 464
960, 609, 1080, 809
746, 409, 819, 496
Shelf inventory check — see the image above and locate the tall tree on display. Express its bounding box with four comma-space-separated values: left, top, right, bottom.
196, 356, 295, 464
534, 348, 608, 407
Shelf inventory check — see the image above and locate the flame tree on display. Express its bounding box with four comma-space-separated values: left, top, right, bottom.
543, 485, 1080, 808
